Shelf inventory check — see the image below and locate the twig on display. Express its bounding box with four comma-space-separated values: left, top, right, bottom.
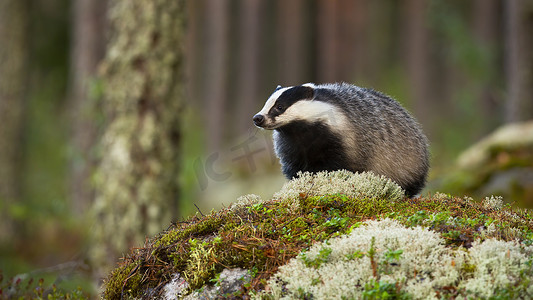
194, 204, 205, 217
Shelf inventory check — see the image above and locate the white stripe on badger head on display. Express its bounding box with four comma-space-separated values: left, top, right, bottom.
276, 99, 349, 129
257, 86, 293, 115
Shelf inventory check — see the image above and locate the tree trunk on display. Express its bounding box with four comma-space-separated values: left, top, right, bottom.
0, 0, 29, 243
473, 0, 500, 133
316, 0, 340, 83
340, 0, 367, 82
68, 0, 107, 215
315, 0, 367, 83
404, 0, 433, 135
205, 0, 229, 151
505, 0, 533, 122
236, 0, 262, 134
90, 0, 185, 275
276, 0, 308, 85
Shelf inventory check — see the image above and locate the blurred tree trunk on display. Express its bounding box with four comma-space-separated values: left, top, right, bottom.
505, 0, 533, 122
0, 0, 29, 243
404, 0, 434, 135
473, 0, 500, 133
236, 0, 262, 134
68, 0, 107, 215
345, 0, 369, 82
205, 0, 229, 151
316, 0, 339, 82
91, 0, 185, 274
316, 0, 365, 83
277, 0, 307, 85
185, 0, 201, 109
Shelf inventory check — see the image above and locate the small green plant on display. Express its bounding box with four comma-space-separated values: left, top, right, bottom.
301, 247, 333, 269
250, 202, 263, 212
442, 230, 462, 241
383, 249, 403, 263
380, 248, 403, 275
362, 279, 409, 300
523, 231, 533, 246
345, 250, 365, 260
407, 210, 428, 226
430, 211, 451, 226
324, 215, 350, 231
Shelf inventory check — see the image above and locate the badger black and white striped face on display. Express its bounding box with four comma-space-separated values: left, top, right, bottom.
253, 84, 343, 130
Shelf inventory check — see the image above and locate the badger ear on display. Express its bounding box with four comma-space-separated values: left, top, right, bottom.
275, 85, 283, 91
300, 85, 315, 100
301, 84, 316, 99
278, 85, 315, 103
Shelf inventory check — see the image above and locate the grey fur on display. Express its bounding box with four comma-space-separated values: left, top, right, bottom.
253, 82, 430, 197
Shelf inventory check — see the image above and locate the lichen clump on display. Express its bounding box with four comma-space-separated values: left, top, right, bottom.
261, 219, 533, 299
102, 171, 533, 299
274, 170, 405, 208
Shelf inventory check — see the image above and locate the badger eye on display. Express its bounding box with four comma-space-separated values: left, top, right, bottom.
276, 104, 283, 111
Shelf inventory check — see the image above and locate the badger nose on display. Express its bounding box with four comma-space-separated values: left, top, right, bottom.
253, 114, 265, 126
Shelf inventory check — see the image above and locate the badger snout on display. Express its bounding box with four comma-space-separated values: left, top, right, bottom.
253, 114, 265, 127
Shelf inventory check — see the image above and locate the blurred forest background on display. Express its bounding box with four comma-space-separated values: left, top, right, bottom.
0, 0, 532, 297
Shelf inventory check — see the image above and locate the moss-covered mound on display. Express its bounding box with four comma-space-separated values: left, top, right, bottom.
103, 171, 533, 299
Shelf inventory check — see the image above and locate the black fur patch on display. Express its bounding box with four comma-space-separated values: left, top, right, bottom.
401, 173, 426, 197
275, 120, 368, 179
268, 85, 314, 117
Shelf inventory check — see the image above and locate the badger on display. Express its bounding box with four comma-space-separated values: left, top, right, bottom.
252, 82, 429, 197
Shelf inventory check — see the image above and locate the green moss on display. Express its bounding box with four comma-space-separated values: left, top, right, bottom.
461, 262, 477, 274
183, 238, 218, 288
155, 215, 225, 247
103, 262, 143, 299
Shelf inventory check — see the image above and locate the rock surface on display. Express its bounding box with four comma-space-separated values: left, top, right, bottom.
437, 121, 533, 208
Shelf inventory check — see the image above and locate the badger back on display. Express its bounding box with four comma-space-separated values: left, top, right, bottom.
316, 83, 430, 196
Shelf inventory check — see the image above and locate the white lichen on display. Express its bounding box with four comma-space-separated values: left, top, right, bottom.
261, 219, 462, 299
257, 219, 533, 300
231, 194, 263, 209
433, 192, 450, 200
163, 273, 189, 300
463, 195, 474, 203
184, 268, 251, 300
273, 170, 404, 210
482, 195, 504, 210
460, 239, 533, 298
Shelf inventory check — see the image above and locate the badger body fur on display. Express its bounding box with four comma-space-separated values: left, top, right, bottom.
252, 82, 430, 197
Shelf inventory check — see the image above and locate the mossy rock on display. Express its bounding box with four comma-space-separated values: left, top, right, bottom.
435, 121, 533, 208
102, 171, 533, 299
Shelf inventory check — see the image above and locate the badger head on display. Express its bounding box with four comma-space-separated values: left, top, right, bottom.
253, 84, 341, 130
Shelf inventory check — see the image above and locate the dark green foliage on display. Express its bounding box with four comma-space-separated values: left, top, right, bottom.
362, 279, 411, 300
